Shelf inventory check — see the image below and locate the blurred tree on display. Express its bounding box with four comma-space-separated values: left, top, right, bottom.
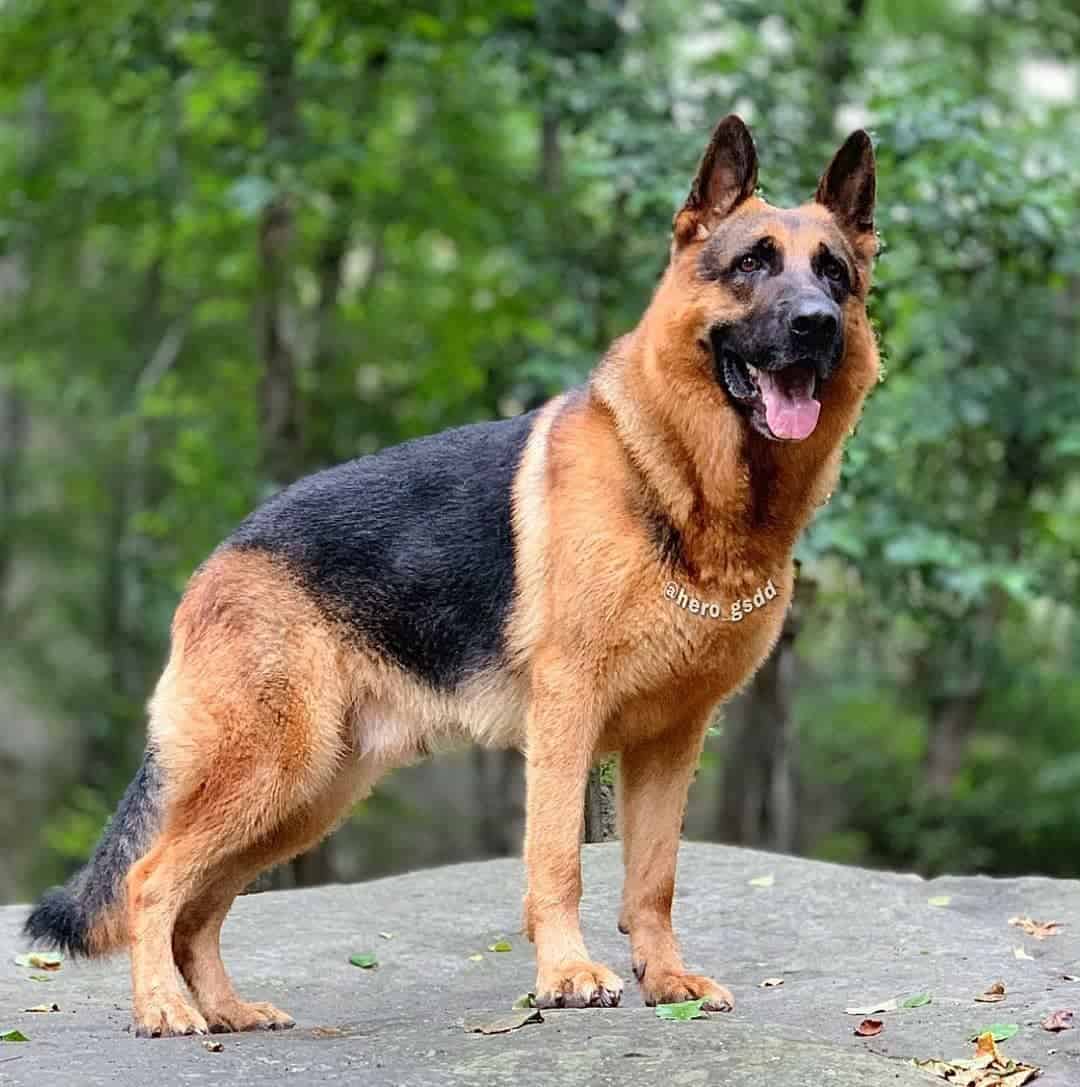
0, 0, 1076, 900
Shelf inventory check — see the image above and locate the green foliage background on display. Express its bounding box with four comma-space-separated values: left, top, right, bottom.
0, 0, 1076, 898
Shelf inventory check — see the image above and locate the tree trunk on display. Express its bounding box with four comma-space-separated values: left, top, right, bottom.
0, 381, 27, 612
924, 692, 981, 795
715, 0, 868, 852
247, 0, 335, 890
717, 579, 806, 851
584, 761, 618, 843
472, 748, 525, 856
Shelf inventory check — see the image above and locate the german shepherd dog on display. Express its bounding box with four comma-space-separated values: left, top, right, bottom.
26, 115, 878, 1036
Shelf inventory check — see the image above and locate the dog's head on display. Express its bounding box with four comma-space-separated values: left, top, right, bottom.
664, 115, 877, 442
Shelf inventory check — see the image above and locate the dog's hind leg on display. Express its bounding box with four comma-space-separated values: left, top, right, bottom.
171, 762, 374, 1033
124, 552, 371, 1037
126, 723, 364, 1037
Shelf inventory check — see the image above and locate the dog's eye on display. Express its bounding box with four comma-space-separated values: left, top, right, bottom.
738, 254, 761, 273
822, 255, 846, 282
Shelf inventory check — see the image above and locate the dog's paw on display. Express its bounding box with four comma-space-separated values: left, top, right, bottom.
133, 995, 209, 1038
203, 999, 296, 1034
535, 959, 624, 1009
638, 969, 734, 1012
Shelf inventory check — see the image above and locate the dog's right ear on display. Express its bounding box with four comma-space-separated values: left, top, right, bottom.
673, 115, 758, 247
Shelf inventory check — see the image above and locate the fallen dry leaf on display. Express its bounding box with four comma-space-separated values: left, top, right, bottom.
202, 1039, 223, 1052
13, 952, 62, 971
975, 982, 1007, 1004
1061, 974, 1079, 982
1012, 946, 1035, 961
759, 977, 784, 988
1040, 1009, 1073, 1033
845, 996, 900, 1015
464, 1008, 543, 1035
855, 1018, 883, 1037
913, 1031, 1041, 1086
23, 1003, 59, 1013
1009, 915, 1062, 940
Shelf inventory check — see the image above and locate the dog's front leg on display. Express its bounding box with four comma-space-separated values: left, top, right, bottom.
522, 673, 623, 1009
618, 714, 734, 1012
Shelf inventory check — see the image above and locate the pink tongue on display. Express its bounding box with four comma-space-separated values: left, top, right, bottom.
756, 369, 821, 440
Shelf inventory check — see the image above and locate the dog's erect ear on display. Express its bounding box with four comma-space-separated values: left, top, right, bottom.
816, 130, 876, 242
673, 115, 758, 246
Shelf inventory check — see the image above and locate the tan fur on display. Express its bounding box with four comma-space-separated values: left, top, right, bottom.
86, 122, 879, 1035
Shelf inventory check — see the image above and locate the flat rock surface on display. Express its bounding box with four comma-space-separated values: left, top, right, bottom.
2, 843, 1080, 1085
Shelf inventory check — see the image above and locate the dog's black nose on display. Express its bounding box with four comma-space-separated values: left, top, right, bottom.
790, 303, 839, 351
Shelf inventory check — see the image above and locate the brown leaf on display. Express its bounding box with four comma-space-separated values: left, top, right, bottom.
1040, 1009, 1073, 1032
975, 981, 1007, 1004
854, 1018, 883, 1037
1008, 915, 1062, 939
973, 1031, 1002, 1062
23, 1003, 59, 1013
13, 952, 62, 971
463, 1008, 543, 1035
311, 1026, 346, 1038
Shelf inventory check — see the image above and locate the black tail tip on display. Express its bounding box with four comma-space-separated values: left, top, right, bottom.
23, 888, 90, 957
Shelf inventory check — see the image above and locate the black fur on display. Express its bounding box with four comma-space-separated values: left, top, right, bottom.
25, 751, 162, 955
227, 411, 539, 690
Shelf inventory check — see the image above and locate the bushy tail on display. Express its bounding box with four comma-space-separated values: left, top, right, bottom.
24, 751, 163, 957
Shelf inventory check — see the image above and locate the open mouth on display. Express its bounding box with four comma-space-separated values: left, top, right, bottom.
720, 352, 822, 441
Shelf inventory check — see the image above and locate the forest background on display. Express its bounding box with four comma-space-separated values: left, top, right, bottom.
0, 0, 1077, 901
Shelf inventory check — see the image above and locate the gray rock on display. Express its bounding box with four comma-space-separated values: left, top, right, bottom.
3, 843, 1079, 1085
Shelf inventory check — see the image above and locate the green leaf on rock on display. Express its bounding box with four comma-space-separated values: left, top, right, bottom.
512, 993, 536, 1009
903, 993, 933, 1008
349, 952, 377, 969
748, 875, 775, 888
655, 998, 708, 1021
927, 895, 952, 907
1, 1030, 28, 1042
488, 940, 512, 953
969, 1023, 1019, 1043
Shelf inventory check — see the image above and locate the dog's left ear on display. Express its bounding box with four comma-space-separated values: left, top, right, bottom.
673, 115, 758, 247
816, 130, 876, 251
